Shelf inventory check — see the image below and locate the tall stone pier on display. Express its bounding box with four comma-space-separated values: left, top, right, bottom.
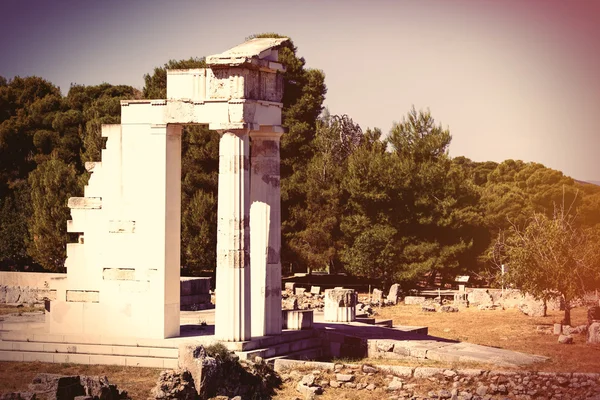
48, 37, 288, 340
214, 130, 251, 341
250, 130, 283, 337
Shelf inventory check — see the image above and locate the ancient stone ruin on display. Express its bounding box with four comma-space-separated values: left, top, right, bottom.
47, 38, 287, 341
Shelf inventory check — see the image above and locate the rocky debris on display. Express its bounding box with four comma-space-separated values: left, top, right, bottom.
284, 282, 296, 291
589, 322, 600, 344
296, 373, 323, 400
171, 343, 281, 399
421, 304, 437, 312
558, 334, 574, 344
355, 302, 375, 316
439, 305, 458, 313
282, 288, 324, 311
275, 359, 600, 400
19, 373, 127, 400
387, 377, 404, 391
149, 369, 196, 400
467, 289, 494, 306
178, 344, 219, 399
518, 300, 546, 317
562, 324, 588, 335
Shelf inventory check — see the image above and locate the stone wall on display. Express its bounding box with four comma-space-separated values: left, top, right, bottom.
275, 359, 600, 400
0, 272, 65, 289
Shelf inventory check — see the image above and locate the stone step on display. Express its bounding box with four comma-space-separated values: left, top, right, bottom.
0, 349, 176, 368
0, 340, 178, 358
238, 336, 322, 360
0, 330, 180, 368
220, 328, 316, 352
266, 345, 323, 364
0, 331, 180, 349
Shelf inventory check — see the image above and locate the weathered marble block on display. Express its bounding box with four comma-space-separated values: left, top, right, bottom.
282, 309, 314, 330
324, 288, 357, 323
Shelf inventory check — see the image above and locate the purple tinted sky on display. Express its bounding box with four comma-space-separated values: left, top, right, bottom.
1, 0, 599, 181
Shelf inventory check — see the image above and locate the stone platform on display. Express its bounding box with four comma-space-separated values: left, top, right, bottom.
0, 308, 547, 368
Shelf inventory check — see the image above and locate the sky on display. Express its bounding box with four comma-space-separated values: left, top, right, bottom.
1, 0, 599, 181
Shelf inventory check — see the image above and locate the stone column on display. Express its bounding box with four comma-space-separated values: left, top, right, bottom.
215, 130, 251, 341
250, 131, 282, 337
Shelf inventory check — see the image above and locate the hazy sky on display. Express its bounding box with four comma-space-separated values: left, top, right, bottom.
2, 0, 599, 181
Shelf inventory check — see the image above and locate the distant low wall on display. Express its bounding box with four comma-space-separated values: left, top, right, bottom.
0, 272, 64, 289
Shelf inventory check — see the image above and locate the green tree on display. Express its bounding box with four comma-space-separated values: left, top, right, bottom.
341, 128, 400, 286
180, 126, 219, 274
341, 108, 482, 288
501, 208, 600, 325
27, 158, 80, 271
287, 112, 362, 273
0, 180, 31, 268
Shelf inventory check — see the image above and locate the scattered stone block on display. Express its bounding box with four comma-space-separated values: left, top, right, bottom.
372, 289, 383, 304
310, 286, 321, 295
467, 289, 494, 306
554, 323, 563, 335
28, 374, 85, 399
282, 309, 313, 330
149, 369, 196, 400
422, 304, 436, 312
588, 322, 600, 344
336, 373, 354, 382
324, 288, 357, 322
558, 334, 574, 344
177, 345, 216, 398
387, 283, 400, 304
387, 377, 404, 391
285, 282, 296, 291
295, 287, 306, 296
518, 300, 546, 317
439, 305, 458, 313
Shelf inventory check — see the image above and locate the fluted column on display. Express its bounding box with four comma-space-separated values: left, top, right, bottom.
250, 130, 283, 337
215, 130, 251, 341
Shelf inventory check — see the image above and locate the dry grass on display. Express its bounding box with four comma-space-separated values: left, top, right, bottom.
0, 361, 161, 399
374, 303, 600, 373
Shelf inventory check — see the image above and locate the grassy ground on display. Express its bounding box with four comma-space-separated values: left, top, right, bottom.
0, 361, 162, 399
1, 303, 599, 398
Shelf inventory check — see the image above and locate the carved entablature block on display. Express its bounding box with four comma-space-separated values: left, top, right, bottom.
166, 37, 287, 104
